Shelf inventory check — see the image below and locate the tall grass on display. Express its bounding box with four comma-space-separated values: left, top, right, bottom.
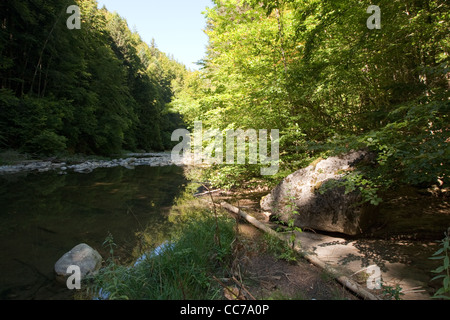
86, 211, 236, 300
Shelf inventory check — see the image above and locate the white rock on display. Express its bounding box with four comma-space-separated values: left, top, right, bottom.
54, 243, 103, 282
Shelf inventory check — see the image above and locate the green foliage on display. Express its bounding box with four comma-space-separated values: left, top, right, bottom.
279, 189, 303, 248
29, 130, 68, 156
381, 284, 405, 301
87, 212, 236, 300
430, 229, 450, 300
262, 232, 300, 263
202, 164, 262, 190
171, 0, 449, 194
102, 232, 117, 265
319, 172, 383, 206
359, 99, 450, 188
0, 150, 28, 165
0, 0, 188, 157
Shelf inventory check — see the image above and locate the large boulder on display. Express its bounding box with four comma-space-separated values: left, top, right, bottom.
261, 150, 376, 236
54, 243, 103, 283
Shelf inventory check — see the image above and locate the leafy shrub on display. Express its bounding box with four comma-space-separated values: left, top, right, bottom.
430, 229, 450, 300
27, 130, 68, 156
317, 98, 449, 197
361, 99, 449, 187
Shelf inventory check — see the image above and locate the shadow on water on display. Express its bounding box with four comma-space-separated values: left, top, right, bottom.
0, 165, 188, 300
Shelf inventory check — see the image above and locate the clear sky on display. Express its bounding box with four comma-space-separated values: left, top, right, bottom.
97, 0, 214, 70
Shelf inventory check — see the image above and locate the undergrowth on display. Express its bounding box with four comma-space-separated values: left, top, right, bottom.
84, 209, 236, 300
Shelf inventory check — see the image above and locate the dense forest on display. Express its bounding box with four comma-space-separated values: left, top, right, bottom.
0, 0, 449, 196
0, 0, 448, 302
0, 0, 187, 156
171, 0, 449, 195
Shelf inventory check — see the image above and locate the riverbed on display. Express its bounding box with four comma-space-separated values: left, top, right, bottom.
0, 156, 188, 300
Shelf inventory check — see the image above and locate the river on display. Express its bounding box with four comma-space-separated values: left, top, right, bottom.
0, 159, 188, 300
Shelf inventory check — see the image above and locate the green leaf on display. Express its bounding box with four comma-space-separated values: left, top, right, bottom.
432, 266, 446, 274
431, 274, 446, 281
429, 255, 445, 260
435, 288, 445, 295
433, 248, 445, 256
294, 227, 303, 233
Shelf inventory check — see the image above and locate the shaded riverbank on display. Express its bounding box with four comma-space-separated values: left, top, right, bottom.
0, 163, 187, 300
1, 151, 448, 301
209, 187, 449, 300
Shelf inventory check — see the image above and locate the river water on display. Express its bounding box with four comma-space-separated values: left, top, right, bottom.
0, 163, 187, 300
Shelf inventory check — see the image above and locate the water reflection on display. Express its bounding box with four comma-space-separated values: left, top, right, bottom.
0, 165, 187, 300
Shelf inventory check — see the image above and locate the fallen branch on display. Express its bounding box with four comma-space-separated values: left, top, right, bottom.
231, 276, 257, 301
220, 201, 278, 238
212, 276, 246, 300
220, 201, 382, 301
194, 189, 221, 197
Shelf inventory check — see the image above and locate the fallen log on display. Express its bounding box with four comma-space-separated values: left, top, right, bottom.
194, 189, 221, 197
220, 201, 381, 301
220, 201, 278, 237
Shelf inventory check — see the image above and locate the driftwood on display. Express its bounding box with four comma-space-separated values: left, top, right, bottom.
194, 189, 221, 197
221, 202, 278, 237
220, 201, 381, 301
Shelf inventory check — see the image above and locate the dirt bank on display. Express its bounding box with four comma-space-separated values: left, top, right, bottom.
200, 187, 449, 300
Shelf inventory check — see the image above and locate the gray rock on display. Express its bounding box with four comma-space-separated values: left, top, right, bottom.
54, 243, 103, 282
261, 150, 376, 236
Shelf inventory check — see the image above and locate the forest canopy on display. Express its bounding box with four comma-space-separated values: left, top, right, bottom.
0, 0, 187, 156
171, 0, 449, 191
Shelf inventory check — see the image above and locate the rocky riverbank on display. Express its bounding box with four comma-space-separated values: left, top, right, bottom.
0, 152, 188, 175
